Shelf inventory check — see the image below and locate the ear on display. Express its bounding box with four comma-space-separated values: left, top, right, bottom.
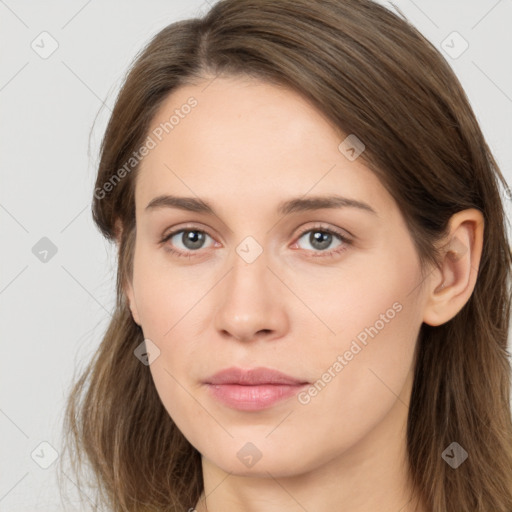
114, 218, 142, 327
422, 208, 484, 326
124, 280, 141, 327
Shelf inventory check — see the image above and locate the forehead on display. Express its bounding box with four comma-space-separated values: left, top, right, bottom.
135, 76, 395, 217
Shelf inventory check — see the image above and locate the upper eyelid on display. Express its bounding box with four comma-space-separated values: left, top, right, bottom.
295, 224, 351, 239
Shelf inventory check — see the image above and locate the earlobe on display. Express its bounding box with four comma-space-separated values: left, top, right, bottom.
124, 280, 142, 326
422, 209, 484, 327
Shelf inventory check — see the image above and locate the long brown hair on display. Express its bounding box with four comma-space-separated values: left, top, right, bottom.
60, 1, 512, 510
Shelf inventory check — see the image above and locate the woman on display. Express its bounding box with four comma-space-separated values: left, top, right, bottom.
61, 0, 512, 511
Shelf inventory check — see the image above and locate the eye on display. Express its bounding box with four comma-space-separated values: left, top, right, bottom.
293, 225, 351, 257
160, 228, 216, 258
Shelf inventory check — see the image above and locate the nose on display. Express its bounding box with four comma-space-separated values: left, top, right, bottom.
213, 251, 289, 343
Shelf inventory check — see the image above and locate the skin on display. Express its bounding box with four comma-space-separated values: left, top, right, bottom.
122, 75, 484, 512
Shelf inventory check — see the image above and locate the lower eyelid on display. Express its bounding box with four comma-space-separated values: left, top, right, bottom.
295, 237, 349, 256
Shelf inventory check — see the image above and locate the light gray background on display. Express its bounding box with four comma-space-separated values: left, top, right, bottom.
1, 0, 511, 510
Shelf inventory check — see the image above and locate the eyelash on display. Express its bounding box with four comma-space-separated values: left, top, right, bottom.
159, 224, 352, 260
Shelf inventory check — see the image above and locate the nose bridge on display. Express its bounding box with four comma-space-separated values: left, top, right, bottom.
228, 248, 269, 306
213, 244, 287, 341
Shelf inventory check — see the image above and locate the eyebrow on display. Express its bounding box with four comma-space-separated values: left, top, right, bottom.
145, 194, 378, 217
145, 194, 377, 216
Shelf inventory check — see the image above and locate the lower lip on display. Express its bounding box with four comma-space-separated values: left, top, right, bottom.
206, 383, 308, 411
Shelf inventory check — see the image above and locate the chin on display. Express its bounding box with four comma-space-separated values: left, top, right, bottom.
198, 438, 324, 478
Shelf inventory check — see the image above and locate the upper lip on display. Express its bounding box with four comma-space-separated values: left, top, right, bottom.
205, 366, 309, 386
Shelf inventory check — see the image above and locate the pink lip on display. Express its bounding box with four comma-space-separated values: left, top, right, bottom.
204, 367, 309, 411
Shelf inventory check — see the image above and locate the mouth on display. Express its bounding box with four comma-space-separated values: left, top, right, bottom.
203, 366, 310, 411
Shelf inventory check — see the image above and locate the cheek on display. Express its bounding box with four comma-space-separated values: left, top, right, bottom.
302, 301, 420, 453
134, 259, 205, 434
132, 245, 205, 341
132, 248, 211, 408
328, 259, 422, 398
295, 241, 423, 348
297, 245, 423, 406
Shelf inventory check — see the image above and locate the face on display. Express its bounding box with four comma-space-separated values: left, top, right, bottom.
125, 75, 429, 477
